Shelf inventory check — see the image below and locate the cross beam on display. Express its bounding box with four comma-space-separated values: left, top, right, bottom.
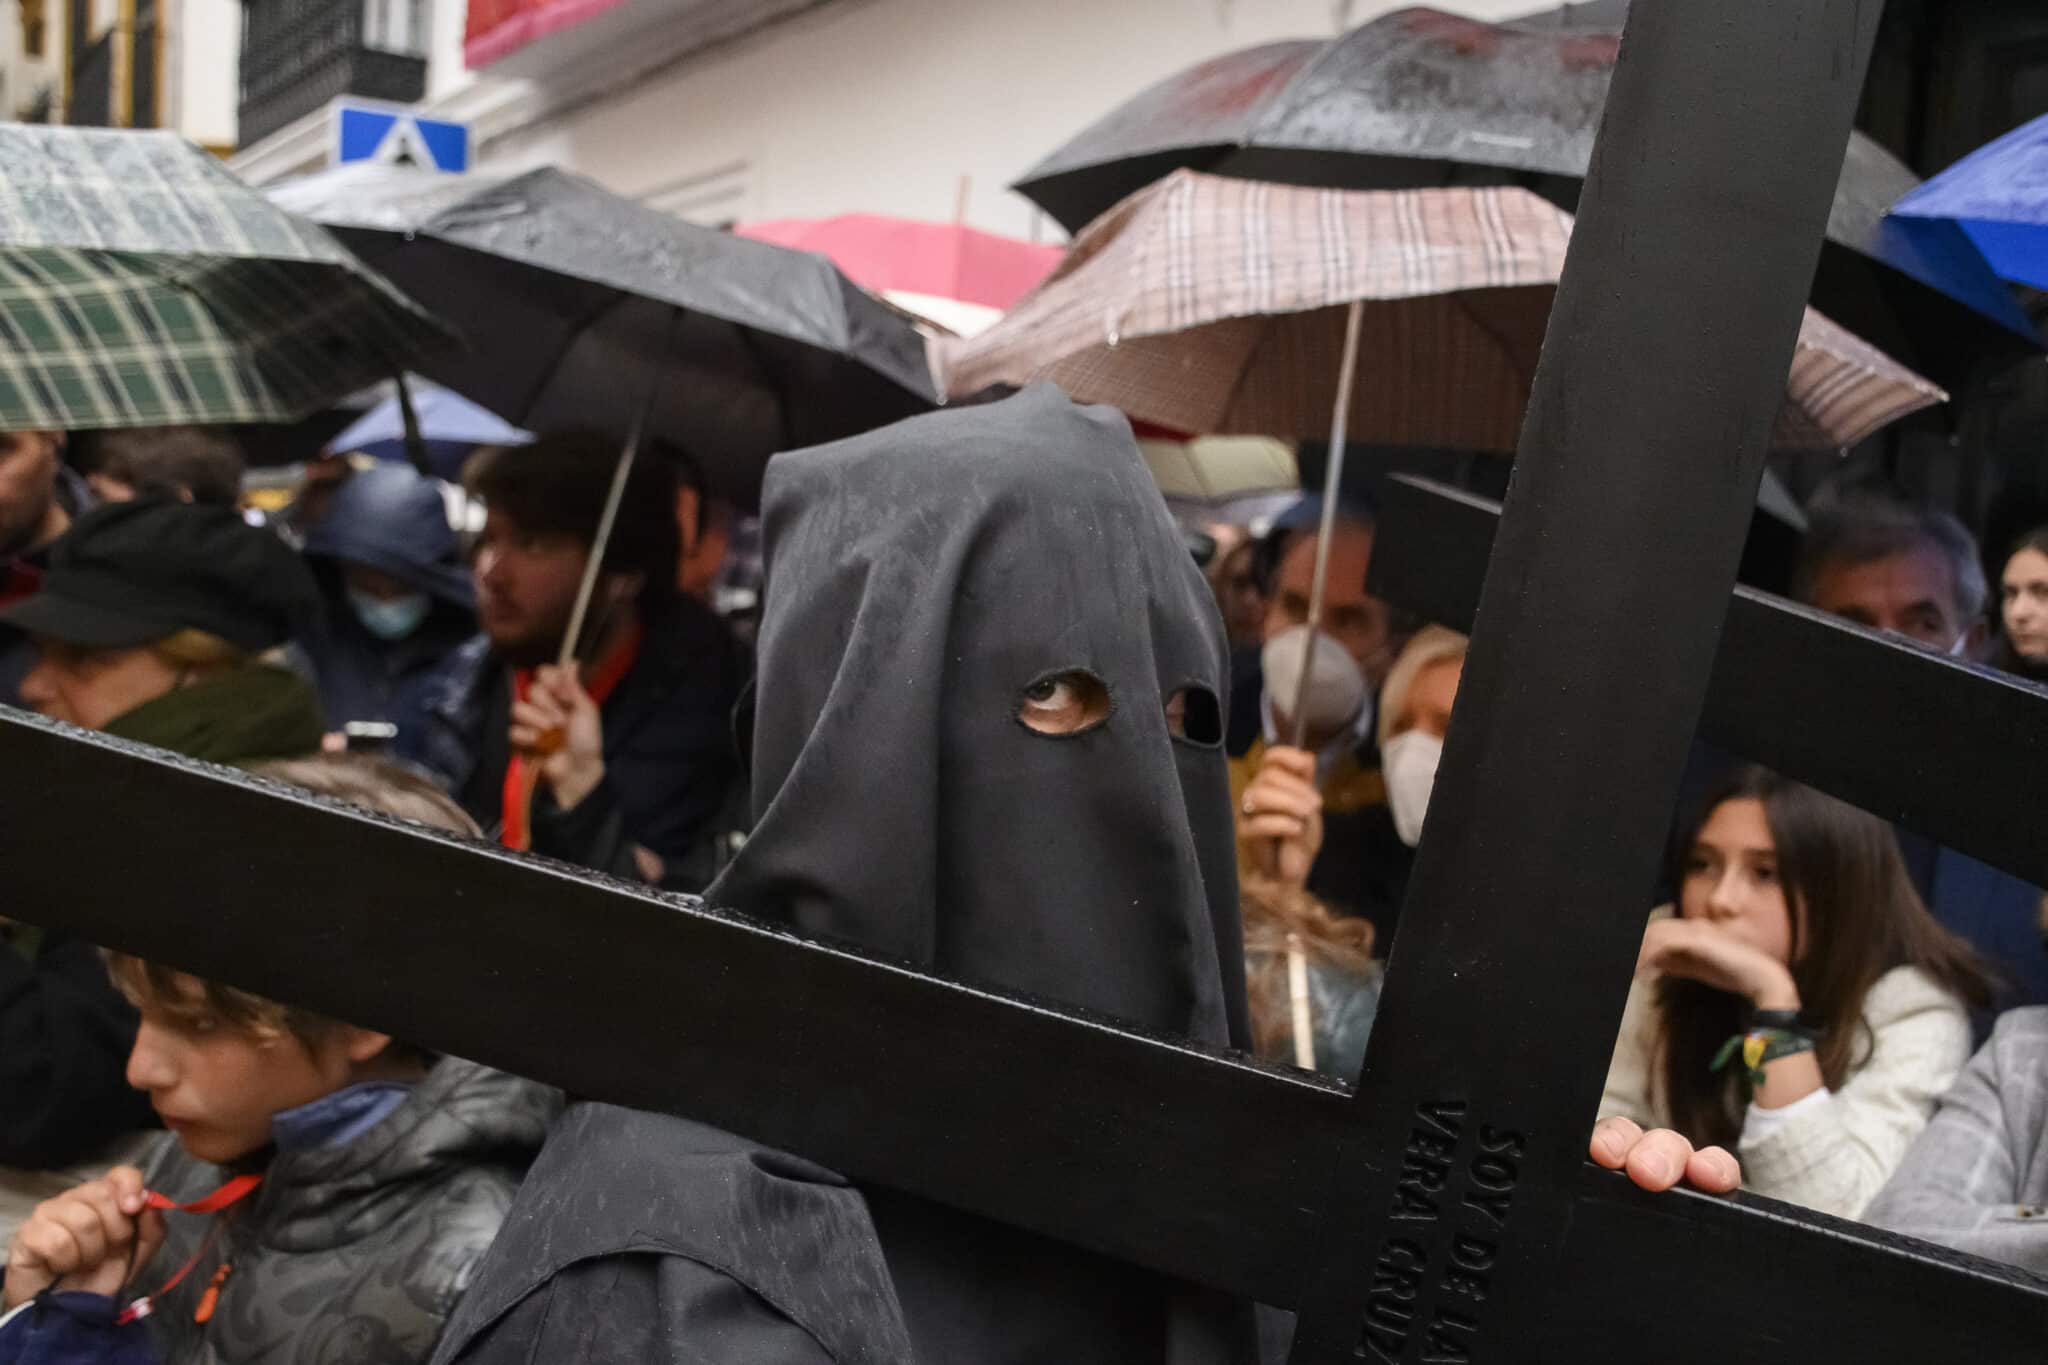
2, 712, 2045, 1360
1368, 472, 2048, 890
1280, 0, 1947, 1357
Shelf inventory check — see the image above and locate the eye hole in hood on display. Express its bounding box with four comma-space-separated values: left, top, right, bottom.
1016, 669, 1111, 737
1166, 685, 1222, 748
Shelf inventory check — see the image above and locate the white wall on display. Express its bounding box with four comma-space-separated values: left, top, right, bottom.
476, 0, 1540, 237
170, 0, 239, 146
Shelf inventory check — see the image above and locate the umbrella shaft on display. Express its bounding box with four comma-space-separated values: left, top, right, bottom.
1289, 300, 1367, 750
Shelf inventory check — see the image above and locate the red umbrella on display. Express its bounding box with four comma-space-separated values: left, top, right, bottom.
737, 215, 1062, 322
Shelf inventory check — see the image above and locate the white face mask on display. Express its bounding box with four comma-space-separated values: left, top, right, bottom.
1382, 729, 1444, 848
1262, 624, 1367, 745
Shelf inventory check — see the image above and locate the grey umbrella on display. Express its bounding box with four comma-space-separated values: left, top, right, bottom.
0, 126, 451, 432
1012, 5, 2040, 395
269, 162, 937, 508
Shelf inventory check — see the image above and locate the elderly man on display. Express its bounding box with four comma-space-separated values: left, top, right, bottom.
1790, 484, 2047, 1010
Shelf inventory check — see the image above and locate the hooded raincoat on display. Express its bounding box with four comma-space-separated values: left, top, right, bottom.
432, 385, 1255, 1364
299, 463, 476, 736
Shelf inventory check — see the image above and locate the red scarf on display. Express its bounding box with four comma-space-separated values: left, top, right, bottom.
499, 623, 643, 852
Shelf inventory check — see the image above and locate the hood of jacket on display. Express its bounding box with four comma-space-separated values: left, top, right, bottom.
303, 463, 473, 609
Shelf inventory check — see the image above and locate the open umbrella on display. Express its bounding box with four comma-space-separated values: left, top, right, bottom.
268, 162, 938, 507
942, 171, 1944, 454
1889, 113, 2048, 293
1011, 6, 2040, 393
0, 126, 451, 432
328, 376, 532, 478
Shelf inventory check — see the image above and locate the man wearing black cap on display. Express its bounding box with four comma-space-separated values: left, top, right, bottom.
0, 427, 94, 707
0, 499, 325, 1235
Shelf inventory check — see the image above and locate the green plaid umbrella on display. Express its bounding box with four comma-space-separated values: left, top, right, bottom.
0, 125, 453, 431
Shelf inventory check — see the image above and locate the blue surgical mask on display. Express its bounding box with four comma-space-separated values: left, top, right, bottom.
348, 588, 430, 641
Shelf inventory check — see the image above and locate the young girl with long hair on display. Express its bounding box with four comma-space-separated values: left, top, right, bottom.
1601, 766, 1994, 1218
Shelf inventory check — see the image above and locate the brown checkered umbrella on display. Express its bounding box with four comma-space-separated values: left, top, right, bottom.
939, 170, 1943, 452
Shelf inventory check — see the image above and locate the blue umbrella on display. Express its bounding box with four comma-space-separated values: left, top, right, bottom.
1891, 113, 2048, 292
328, 377, 530, 479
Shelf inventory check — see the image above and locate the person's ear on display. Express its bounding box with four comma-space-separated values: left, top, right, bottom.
341, 1028, 394, 1065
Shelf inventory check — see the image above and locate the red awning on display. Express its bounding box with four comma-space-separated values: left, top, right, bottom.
464, 0, 625, 68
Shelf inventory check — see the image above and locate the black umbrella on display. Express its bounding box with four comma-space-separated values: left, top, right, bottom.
270, 163, 937, 508
1013, 5, 2040, 395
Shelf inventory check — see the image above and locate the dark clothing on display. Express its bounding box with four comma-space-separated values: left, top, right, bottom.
301, 462, 477, 735
0, 466, 92, 707
0, 927, 154, 1167
432, 1103, 913, 1365
448, 387, 1254, 1364
1989, 637, 2048, 686
306, 600, 473, 738
1918, 840, 2048, 1017
1312, 786, 1412, 943
399, 598, 743, 889
0, 1292, 156, 1365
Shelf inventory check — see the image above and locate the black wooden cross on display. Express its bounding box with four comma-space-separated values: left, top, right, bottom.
6, 1, 2047, 1361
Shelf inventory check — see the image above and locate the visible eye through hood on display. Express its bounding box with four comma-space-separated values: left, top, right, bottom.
709, 383, 1248, 1049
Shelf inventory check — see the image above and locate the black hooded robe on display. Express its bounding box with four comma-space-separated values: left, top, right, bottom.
433, 385, 1256, 1365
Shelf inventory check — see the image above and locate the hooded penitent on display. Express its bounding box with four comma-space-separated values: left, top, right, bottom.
431, 385, 1253, 1365
716, 381, 1253, 1363
718, 380, 1248, 1044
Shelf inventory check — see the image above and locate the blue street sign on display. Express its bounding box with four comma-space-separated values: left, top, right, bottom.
334, 101, 470, 173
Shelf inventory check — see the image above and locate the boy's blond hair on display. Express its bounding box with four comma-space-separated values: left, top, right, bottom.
106, 753, 477, 1050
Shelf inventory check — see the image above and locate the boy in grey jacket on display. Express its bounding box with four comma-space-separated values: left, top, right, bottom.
0, 756, 560, 1364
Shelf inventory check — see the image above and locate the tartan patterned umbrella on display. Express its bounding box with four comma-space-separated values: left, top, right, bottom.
939, 170, 1946, 453
0, 126, 452, 432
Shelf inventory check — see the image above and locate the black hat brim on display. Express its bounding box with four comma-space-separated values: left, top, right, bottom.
0, 589, 173, 649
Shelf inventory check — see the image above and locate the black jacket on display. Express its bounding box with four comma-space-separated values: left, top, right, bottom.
432, 1103, 913, 1365
399, 597, 745, 890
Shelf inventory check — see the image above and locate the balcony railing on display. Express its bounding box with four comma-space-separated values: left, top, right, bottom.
238, 0, 426, 147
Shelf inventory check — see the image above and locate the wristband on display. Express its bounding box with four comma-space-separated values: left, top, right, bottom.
1711, 1026, 1818, 1089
